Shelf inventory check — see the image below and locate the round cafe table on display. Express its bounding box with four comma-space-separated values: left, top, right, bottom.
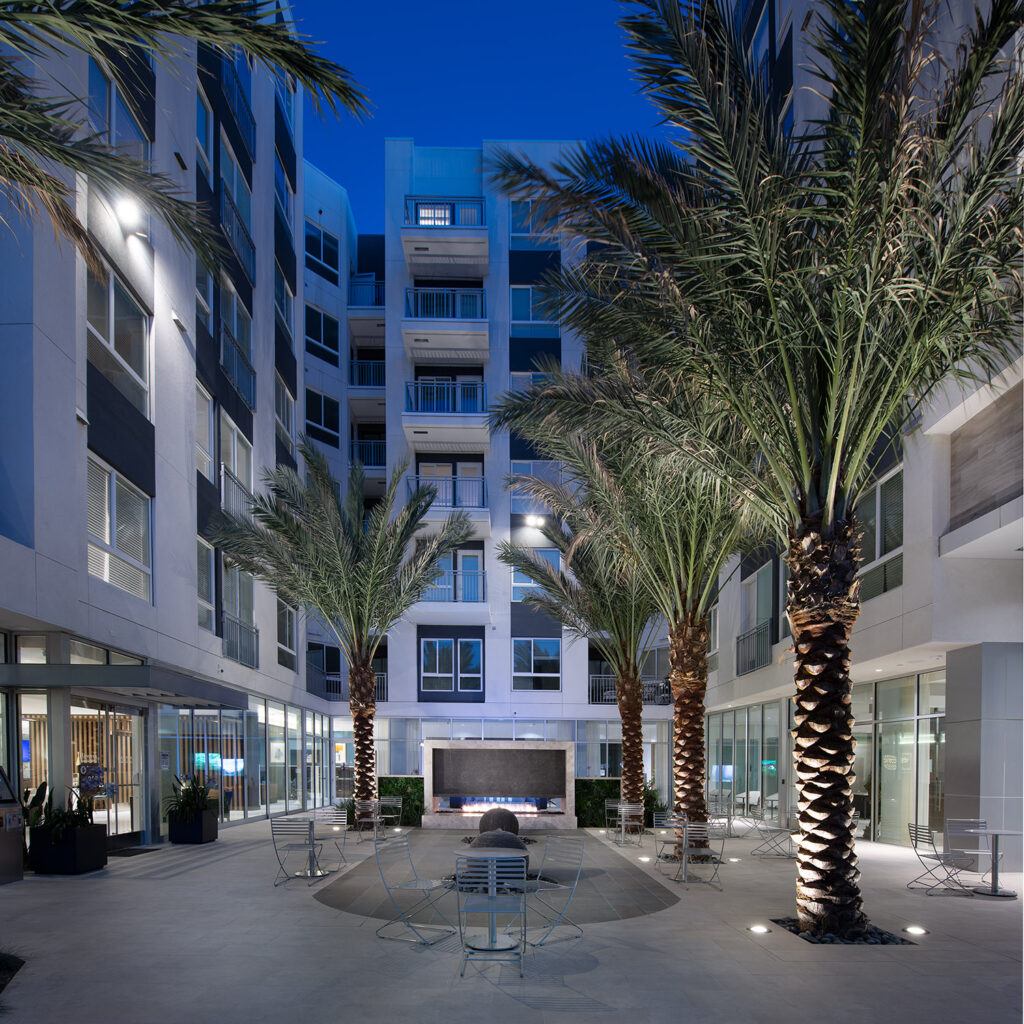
961, 828, 1021, 898
453, 846, 528, 950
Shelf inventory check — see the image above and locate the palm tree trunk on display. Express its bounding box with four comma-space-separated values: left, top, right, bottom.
668, 612, 710, 824
787, 515, 867, 939
616, 667, 645, 806
349, 662, 378, 804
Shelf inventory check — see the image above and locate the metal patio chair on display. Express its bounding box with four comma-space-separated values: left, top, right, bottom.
653, 812, 687, 872
312, 805, 347, 867
945, 818, 999, 882
605, 798, 621, 830
455, 855, 528, 977
378, 796, 403, 829
354, 798, 383, 842
673, 821, 725, 886
907, 823, 974, 895
375, 833, 455, 945
517, 835, 584, 946
271, 818, 329, 887
615, 802, 645, 846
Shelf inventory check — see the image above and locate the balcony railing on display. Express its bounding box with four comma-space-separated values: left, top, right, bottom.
405, 196, 485, 227
407, 475, 487, 509
220, 53, 255, 157
349, 280, 385, 306
587, 676, 672, 705
405, 381, 486, 414
349, 360, 385, 387
220, 189, 255, 283
220, 320, 256, 409
221, 463, 254, 519
405, 287, 485, 320
222, 612, 258, 668
351, 440, 386, 468
309, 668, 388, 703
736, 620, 772, 676
423, 571, 487, 603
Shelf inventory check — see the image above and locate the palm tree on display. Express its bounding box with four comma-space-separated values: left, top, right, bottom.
496, 469, 660, 805
214, 439, 472, 802
491, 0, 1023, 937
0, 0, 369, 267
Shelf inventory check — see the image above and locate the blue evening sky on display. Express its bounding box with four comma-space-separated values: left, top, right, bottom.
294, 0, 663, 233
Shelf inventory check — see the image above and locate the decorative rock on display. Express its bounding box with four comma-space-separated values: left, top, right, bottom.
479, 807, 520, 835
469, 829, 530, 871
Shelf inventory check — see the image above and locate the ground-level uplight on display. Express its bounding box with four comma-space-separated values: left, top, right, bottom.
903, 925, 929, 936
728, 857, 741, 863
748, 924, 771, 934
638, 856, 651, 863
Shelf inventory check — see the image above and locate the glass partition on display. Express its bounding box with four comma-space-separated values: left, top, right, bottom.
221, 709, 245, 821
286, 707, 301, 810
19, 693, 48, 799
761, 704, 779, 820
267, 701, 286, 814
246, 698, 267, 817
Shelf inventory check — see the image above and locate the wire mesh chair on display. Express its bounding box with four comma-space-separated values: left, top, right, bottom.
614, 802, 645, 846
271, 819, 328, 887
455, 855, 528, 977
517, 836, 584, 946
674, 821, 725, 886
312, 806, 347, 867
375, 833, 455, 944
907, 823, 974, 895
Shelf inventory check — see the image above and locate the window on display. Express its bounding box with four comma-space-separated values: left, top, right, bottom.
88, 58, 149, 163
223, 561, 254, 625
750, 6, 770, 81
305, 388, 340, 447
304, 305, 340, 365
220, 410, 252, 489
304, 221, 339, 284
274, 261, 293, 334
512, 548, 560, 602
509, 198, 558, 251
274, 150, 292, 221
741, 560, 773, 633
420, 638, 483, 693
277, 599, 297, 670
510, 371, 549, 393
195, 383, 215, 482
510, 460, 560, 514
220, 135, 251, 231
707, 604, 720, 671
86, 265, 149, 416
458, 639, 482, 691
195, 256, 212, 331
87, 457, 151, 601
196, 88, 213, 180
276, 77, 295, 127
856, 468, 904, 600
512, 638, 561, 691
510, 285, 552, 323
274, 374, 294, 456
197, 537, 214, 631
221, 287, 252, 359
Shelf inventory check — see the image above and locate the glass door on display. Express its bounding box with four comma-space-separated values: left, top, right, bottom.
18, 693, 48, 803
455, 462, 482, 507
457, 550, 482, 602
420, 463, 453, 506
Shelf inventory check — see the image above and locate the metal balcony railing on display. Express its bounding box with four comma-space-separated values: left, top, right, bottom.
736, 620, 772, 676
348, 280, 385, 306
220, 320, 256, 409
222, 612, 258, 668
407, 475, 487, 509
404, 381, 486, 414
423, 571, 487, 603
405, 196, 485, 227
220, 53, 256, 157
405, 287, 486, 320
350, 440, 386, 468
220, 189, 255, 283
349, 360, 385, 387
587, 676, 672, 705
221, 463, 254, 519
313, 671, 388, 702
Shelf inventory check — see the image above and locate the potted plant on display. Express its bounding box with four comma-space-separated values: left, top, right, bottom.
167, 776, 218, 845
29, 790, 107, 875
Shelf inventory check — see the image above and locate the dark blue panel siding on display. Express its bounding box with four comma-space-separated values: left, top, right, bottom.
275, 322, 297, 395
509, 336, 560, 372
197, 472, 220, 541
509, 435, 542, 461
274, 100, 297, 189
0, 326, 34, 547
274, 203, 297, 293
357, 234, 385, 279
510, 603, 562, 638
416, 626, 486, 703
103, 43, 155, 141
509, 250, 560, 284
86, 362, 155, 496
195, 321, 219, 395
275, 436, 297, 470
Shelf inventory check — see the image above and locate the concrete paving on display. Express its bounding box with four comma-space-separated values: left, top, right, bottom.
0, 819, 1020, 1023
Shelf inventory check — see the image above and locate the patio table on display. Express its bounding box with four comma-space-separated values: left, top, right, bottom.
962, 828, 1022, 899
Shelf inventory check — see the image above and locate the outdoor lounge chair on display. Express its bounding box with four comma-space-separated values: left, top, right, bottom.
375, 833, 455, 945
907, 823, 974, 895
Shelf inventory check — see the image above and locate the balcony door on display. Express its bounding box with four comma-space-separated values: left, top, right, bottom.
457, 550, 482, 602
456, 374, 482, 413
420, 463, 453, 506
455, 462, 482, 507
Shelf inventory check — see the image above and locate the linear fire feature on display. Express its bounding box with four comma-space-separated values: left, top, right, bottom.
422, 740, 577, 829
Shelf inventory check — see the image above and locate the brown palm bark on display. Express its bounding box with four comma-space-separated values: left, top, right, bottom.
787, 515, 867, 939
669, 611, 710, 824
616, 667, 645, 806
349, 662, 378, 804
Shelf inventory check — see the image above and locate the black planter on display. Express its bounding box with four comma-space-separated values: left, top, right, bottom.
29, 824, 108, 875
168, 809, 218, 845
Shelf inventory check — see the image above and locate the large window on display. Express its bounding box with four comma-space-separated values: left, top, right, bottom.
86, 265, 149, 416
220, 135, 251, 232
88, 58, 149, 163
274, 261, 293, 336
510, 460, 560, 515
512, 638, 561, 691
274, 150, 292, 221
509, 198, 558, 252
221, 287, 253, 365
510, 285, 553, 323
420, 638, 483, 694
856, 468, 903, 600
195, 256, 213, 332
195, 87, 213, 181
195, 383, 214, 482
274, 374, 295, 457
277, 599, 297, 670
197, 537, 214, 631
305, 388, 340, 447
304, 305, 340, 366
304, 221, 339, 284
220, 411, 252, 489
87, 457, 151, 600
223, 562, 254, 626
512, 548, 560, 602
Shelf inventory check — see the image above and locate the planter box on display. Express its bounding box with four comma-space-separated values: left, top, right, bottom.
168, 809, 218, 845
29, 824, 107, 875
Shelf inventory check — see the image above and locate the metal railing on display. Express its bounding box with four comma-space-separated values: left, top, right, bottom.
349, 360, 385, 387
220, 320, 256, 409
407, 475, 487, 509
220, 189, 255, 283
311, 670, 388, 703
587, 676, 672, 705
348, 280, 385, 306
350, 440, 385, 468
405, 287, 485, 320
736, 620, 772, 676
220, 53, 255, 156
222, 612, 258, 668
404, 381, 486, 414
423, 571, 487, 603
221, 463, 254, 519
404, 196, 485, 227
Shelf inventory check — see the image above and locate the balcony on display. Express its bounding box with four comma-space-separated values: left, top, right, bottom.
220, 189, 255, 284
307, 663, 388, 702
220, 321, 256, 409
408, 475, 490, 537
401, 287, 489, 363
423, 570, 487, 603
736, 620, 772, 676
402, 381, 489, 453
220, 54, 256, 158
222, 612, 258, 668
401, 196, 488, 278
350, 439, 386, 470
347, 279, 385, 341
221, 463, 254, 519
587, 676, 672, 706
350, 360, 385, 388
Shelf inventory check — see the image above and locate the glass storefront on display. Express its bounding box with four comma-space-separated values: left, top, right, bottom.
18, 693, 47, 800
706, 701, 782, 819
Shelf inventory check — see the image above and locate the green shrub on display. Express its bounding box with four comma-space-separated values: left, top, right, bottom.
574, 778, 668, 827
377, 776, 424, 825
